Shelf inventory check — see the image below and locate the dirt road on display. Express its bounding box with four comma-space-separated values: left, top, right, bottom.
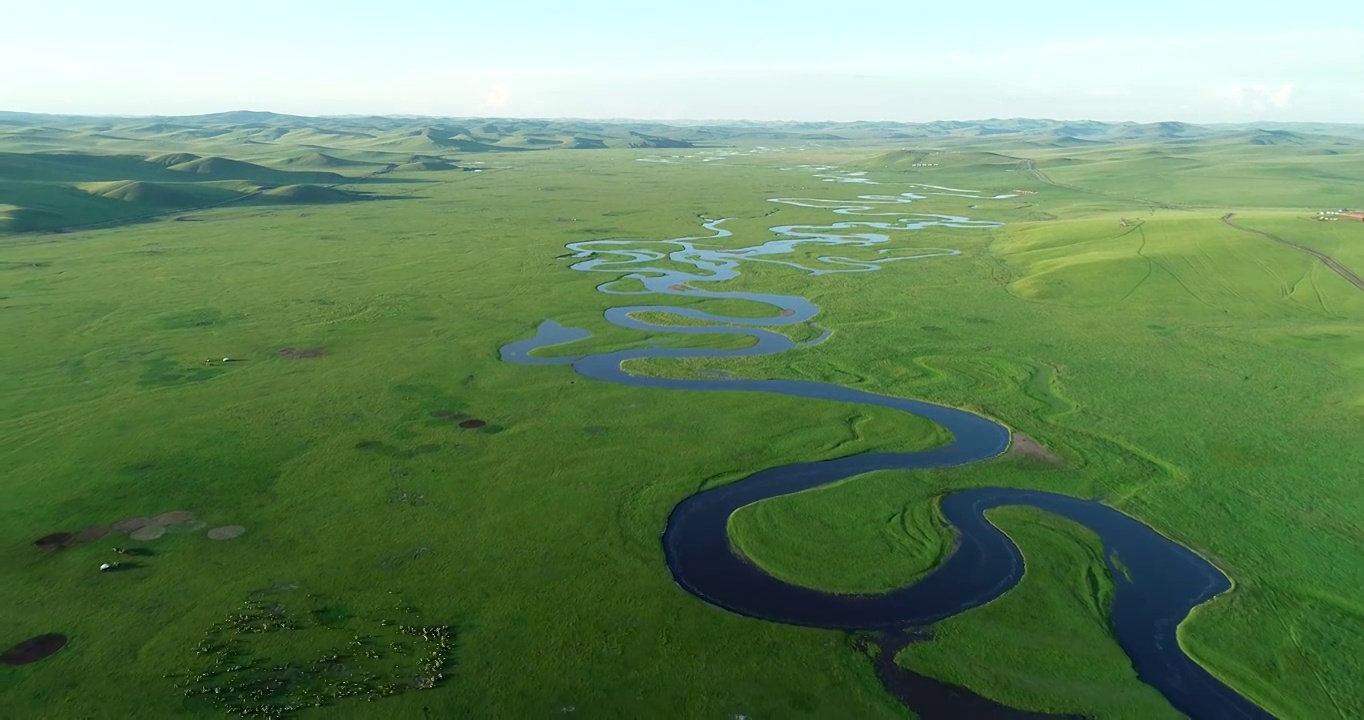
1223, 213, 1364, 292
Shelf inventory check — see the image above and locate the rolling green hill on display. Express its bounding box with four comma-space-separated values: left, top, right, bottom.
76, 180, 239, 207
267, 151, 367, 169
162, 155, 344, 184
0, 146, 386, 232
394, 160, 459, 172
256, 184, 367, 203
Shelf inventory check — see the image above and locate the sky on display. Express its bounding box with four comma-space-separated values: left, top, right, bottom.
5, 0, 1362, 123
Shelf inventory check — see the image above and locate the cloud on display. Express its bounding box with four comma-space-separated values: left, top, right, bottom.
482, 83, 511, 110
1212, 83, 1296, 111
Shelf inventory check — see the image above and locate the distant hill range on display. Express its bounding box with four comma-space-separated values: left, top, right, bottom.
2, 112, 1361, 156
2, 111, 1360, 234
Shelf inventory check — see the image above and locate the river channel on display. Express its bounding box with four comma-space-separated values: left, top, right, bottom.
500, 183, 1272, 719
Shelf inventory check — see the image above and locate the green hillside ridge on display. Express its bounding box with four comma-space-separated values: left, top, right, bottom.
256, 184, 367, 203
76, 180, 239, 207
394, 160, 459, 172
165, 155, 345, 183
269, 151, 367, 168
0, 204, 61, 232
3, 114, 1363, 158
146, 152, 203, 166
625, 131, 694, 149
361, 128, 517, 153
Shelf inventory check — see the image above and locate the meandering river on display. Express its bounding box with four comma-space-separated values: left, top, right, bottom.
500, 182, 1273, 719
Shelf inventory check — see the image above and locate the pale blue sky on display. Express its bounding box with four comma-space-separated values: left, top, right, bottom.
5, 0, 1361, 122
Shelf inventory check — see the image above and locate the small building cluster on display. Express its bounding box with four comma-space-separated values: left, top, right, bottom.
1317, 209, 1364, 222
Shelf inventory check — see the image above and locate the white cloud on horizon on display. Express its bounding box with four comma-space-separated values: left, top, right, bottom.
1212, 83, 1296, 111
482, 84, 512, 110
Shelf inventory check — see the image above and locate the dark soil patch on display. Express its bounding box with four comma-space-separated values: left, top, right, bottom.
131, 525, 167, 541
34, 532, 74, 550
279, 347, 325, 359
111, 517, 151, 533
780, 309, 797, 317
76, 526, 110, 543
1, 634, 68, 665
458, 419, 486, 429
154, 511, 193, 525
207, 525, 246, 540
164, 519, 206, 535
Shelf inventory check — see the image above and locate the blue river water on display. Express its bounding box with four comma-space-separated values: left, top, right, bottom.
499, 185, 1274, 719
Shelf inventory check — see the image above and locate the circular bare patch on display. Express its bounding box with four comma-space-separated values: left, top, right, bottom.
458, 419, 486, 429
207, 525, 245, 540
130, 524, 166, 541
76, 526, 110, 543
111, 517, 151, 533
164, 519, 206, 535
33, 532, 74, 550
1, 634, 67, 665
153, 511, 193, 525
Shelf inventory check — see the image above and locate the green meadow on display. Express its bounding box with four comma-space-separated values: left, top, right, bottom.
2, 115, 1363, 718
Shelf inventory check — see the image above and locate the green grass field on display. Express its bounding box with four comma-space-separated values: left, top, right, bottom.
3, 115, 1363, 718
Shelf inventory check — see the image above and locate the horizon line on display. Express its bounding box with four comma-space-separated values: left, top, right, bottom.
2, 109, 1362, 127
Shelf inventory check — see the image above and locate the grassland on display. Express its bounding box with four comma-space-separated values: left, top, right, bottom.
896, 506, 1182, 718
3, 115, 1363, 718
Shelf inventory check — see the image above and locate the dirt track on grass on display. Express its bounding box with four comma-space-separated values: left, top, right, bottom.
1223, 213, 1364, 292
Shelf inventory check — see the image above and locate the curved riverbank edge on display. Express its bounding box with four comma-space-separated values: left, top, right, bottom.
500, 203, 1277, 718
724, 486, 960, 598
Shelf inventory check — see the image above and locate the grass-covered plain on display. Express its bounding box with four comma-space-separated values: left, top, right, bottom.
3, 116, 1364, 718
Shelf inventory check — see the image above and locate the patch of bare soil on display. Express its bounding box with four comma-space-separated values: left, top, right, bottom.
154, 511, 193, 525
76, 526, 110, 543
207, 525, 246, 540
111, 517, 151, 533
33, 532, 74, 550
1007, 433, 1064, 466
1, 634, 67, 665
